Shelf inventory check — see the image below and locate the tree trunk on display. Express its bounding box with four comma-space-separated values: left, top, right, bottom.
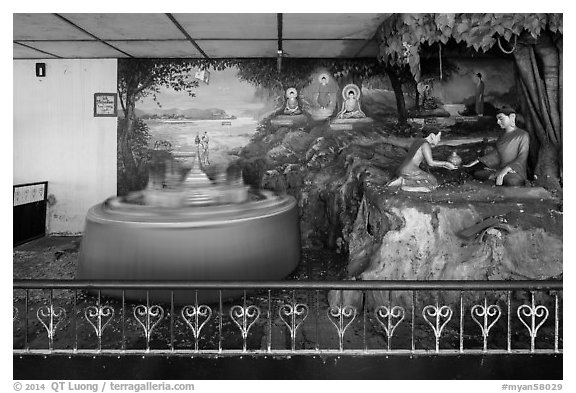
118, 96, 139, 194
516, 68, 539, 176
512, 31, 562, 193
534, 142, 562, 197
534, 32, 561, 144
386, 66, 407, 125
556, 36, 563, 182
556, 36, 563, 134
412, 79, 420, 111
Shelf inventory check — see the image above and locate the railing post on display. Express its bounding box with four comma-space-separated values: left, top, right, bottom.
507, 290, 511, 353
554, 292, 559, 354
267, 290, 272, 353
459, 291, 464, 354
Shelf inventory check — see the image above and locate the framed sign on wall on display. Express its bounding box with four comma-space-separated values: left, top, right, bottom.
94, 93, 118, 117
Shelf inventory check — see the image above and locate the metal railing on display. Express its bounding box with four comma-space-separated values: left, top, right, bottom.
13, 280, 562, 356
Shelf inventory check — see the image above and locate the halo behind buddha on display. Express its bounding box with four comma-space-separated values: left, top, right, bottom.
342, 84, 361, 100
285, 87, 298, 98
318, 73, 331, 83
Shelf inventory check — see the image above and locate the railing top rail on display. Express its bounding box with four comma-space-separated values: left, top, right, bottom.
12, 279, 563, 291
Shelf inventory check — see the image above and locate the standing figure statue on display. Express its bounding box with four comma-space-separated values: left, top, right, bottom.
474, 72, 485, 116
316, 74, 332, 109
283, 88, 303, 115
387, 132, 458, 192
200, 131, 210, 166
336, 84, 366, 119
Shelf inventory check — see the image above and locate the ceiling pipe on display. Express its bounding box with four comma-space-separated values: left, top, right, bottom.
277, 13, 283, 73
53, 14, 133, 58
166, 13, 210, 59
14, 41, 61, 59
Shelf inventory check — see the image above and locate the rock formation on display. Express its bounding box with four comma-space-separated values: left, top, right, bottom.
237, 115, 563, 305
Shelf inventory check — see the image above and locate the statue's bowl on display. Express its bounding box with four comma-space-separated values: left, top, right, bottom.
76, 190, 300, 304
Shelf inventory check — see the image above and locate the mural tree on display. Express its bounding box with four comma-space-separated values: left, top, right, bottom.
117, 58, 235, 194
377, 13, 563, 192
235, 58, 383, 115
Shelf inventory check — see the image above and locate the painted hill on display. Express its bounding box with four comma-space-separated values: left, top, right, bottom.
130, 107, 236, 120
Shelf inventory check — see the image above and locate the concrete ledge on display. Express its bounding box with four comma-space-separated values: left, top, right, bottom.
270, 114, 307, 127
454, 115, 481, 123
14, 354, 563, 380
330, 117, 374, 130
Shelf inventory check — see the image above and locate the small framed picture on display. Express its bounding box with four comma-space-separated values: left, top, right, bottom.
94, 93, 118, 117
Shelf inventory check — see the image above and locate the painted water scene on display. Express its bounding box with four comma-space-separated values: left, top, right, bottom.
136, 67, 269, 170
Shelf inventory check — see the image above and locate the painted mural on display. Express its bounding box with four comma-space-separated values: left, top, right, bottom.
129, 58, 518, 161
135, 67, 271, 171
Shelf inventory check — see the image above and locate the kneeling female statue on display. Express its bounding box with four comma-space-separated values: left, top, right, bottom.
387, 132, 458, 192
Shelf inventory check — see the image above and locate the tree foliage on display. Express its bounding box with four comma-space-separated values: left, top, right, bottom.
235, 58, 382, 92
117, 58, 239, 113
116, 118, 151, 195
378, 13, 563, 192
378, 13, 563, 81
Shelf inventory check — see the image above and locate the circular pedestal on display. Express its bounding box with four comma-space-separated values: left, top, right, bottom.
77, 191, 300, 304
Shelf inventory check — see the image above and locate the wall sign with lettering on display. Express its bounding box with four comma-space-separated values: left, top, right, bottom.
94, 93, 118, 117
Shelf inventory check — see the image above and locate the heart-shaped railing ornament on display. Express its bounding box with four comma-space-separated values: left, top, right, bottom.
517, 297, 549, 352
85, 305, 115, 338
181, 305, 212, 351
471, 299, 502, 352
134, 305, 165, 347
37, 305, 67, 349
422, 304, 453, 352
230, 305, 260, 352
279, 302, 309, 350
375, 305, 405, 350
327, 305, 357, 351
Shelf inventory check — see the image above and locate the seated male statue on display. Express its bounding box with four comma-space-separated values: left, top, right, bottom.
336, 84, 366, 119
463, 107, 530, 186
283, 88, 303, 116
387, 132, 458, 192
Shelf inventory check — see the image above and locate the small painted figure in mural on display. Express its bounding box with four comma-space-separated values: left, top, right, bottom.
386, 132, 458, 192
474, 72, 485, 116
417, 80, 430, 107
283, 88, 303, 115
417, 78, 439, 110
200, 131, 210, 165
463, 107, 529, 186
337, 84, 366, 119
316, 74, 332, 109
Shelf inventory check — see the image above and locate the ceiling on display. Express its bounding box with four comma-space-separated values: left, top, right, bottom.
13, 13, 390, 60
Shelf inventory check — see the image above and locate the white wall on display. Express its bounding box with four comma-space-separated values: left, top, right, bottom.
14, 59, 117, 235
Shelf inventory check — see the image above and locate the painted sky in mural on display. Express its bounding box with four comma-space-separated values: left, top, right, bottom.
137, 67, 266, 119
